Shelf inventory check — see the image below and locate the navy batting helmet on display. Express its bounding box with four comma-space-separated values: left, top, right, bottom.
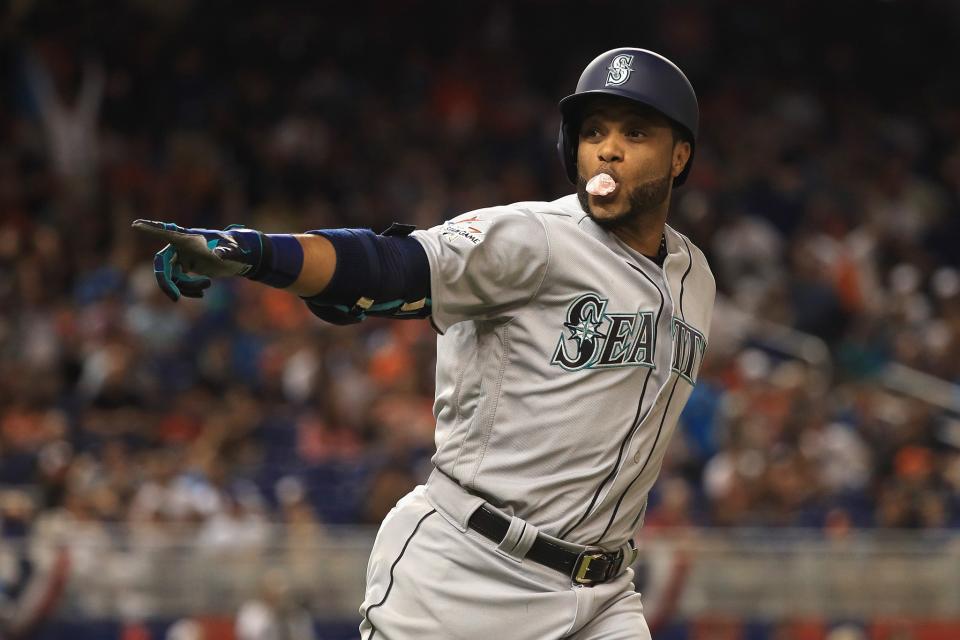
558, 48, 699, 187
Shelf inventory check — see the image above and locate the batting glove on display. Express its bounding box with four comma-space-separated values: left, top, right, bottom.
132, 220, 265, 302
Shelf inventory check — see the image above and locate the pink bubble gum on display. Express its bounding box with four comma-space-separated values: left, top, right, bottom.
586, 173, 617, 196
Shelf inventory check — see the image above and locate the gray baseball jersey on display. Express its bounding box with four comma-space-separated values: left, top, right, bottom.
411, 193, 715, 548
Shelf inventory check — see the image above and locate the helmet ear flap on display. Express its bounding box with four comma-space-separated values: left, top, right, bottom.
556, 120, 579, 184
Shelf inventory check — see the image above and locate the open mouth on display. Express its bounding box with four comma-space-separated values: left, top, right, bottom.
586, 172, 618, 197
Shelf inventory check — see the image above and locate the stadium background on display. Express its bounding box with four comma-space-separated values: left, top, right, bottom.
3, 0, 960, 638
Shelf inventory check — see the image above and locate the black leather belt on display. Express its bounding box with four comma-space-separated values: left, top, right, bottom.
467, 505, 625, 586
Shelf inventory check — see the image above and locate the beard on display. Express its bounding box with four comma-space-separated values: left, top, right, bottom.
577, 168, 673, 230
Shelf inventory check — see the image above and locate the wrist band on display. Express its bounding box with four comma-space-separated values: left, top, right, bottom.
247, 233, 304, 289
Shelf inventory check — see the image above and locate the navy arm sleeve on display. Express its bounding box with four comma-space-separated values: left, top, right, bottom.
302, 223, 431, 325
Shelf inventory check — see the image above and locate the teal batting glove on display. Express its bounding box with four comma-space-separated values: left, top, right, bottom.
132, 220, 265, 302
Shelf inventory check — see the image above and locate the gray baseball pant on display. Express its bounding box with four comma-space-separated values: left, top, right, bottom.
359, 475, 650, 639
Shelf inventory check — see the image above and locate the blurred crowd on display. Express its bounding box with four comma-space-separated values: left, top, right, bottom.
2, 0, 960, 560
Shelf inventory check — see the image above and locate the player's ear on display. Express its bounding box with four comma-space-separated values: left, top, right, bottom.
671, 140, 691, 179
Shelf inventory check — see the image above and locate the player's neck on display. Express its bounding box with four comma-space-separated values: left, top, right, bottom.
610, 206, 669, 258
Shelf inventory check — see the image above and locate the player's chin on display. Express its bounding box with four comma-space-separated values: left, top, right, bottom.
587, 198, 637, 230
588, 194, 627, 218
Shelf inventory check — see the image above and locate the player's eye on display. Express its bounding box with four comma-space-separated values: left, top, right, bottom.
627, 128, 647, 139
580, 126, 602, 139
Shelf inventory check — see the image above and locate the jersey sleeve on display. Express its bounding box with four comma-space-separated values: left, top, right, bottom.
411, 208, 550, 332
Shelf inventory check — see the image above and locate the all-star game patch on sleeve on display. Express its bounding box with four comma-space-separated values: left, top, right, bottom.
411, 208, 550, 332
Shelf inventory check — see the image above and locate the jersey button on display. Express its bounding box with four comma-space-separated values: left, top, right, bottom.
633, 451, 642, 463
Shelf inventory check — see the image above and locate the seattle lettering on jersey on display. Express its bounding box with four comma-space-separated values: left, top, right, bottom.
550, 293, 706, 383
670, 317, 706, 383
551, 293, 655, 372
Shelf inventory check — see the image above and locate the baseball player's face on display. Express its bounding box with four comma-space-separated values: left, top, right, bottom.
575, 97, 691, 229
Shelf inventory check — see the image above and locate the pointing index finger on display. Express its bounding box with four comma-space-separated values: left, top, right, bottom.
131, 219, 186, 241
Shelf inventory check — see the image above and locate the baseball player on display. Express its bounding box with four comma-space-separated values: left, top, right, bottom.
134, 47, 714, 639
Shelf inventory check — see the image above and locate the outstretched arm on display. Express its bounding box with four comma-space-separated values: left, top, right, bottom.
131, 220, 336, 298
132, 220, 431, 324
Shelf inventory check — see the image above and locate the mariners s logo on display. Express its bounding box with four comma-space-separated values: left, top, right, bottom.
605, 54, 634, 87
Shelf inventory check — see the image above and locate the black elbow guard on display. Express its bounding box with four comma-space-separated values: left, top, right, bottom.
302, 223, 431, 324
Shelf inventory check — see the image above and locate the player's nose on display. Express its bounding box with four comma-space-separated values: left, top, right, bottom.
597, 135, 624, 163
